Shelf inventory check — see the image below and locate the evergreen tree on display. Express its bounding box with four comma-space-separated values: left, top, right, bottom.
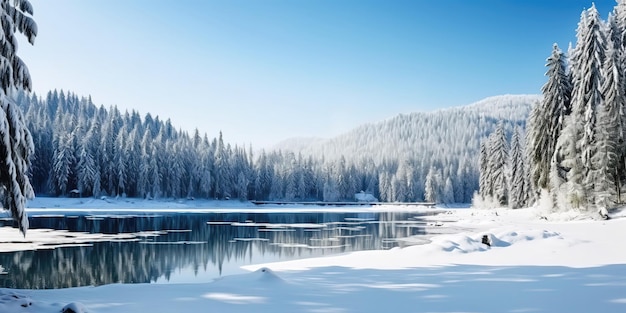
137, 127, 152, 198
213, 132, 230, 199
478, 140, 491, 198
509, 127, 529, 209
590, 100, 619, 209
51, 130, 74, 195
489, 122, 509, 206
377, 171, 391, 202
424, 167, 440, 203
589, 42, 623, 208
602, 32, 626, 203
527, 44, 571, 195
76, 124, 98, 197
571, 5, 607, 205
114, 126, 127, 196
322, 170, 339, 202
443, 177, 454, 204
555, 115, 586, 209
0, 0, 37, 234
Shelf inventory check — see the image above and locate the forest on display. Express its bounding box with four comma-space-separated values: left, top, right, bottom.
17, 91, 534, 204
479, 2, 626, 214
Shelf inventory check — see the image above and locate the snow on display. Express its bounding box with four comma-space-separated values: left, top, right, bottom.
1, 198, 626, 312
22, 196, 438, 213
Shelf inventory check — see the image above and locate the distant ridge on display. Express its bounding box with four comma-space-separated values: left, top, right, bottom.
274, 94, 540, 160
270, 137, 325, 153
459, 94, 541, 119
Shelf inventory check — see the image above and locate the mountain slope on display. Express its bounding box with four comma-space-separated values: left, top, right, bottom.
275, 94, 540, 162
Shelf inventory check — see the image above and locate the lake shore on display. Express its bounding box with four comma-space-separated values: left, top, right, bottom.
1, 201, 625, 312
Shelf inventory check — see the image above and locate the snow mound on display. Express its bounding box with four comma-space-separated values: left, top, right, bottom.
214, 267, 286, 286
426, 229, 561, 254
495, 229, 560, 244
61, 302, 88, 313
431, 235, 489, 253
0, 289, 33, 310
254, 267, 284, 283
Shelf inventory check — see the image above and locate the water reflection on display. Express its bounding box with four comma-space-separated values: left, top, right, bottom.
0, 211, 432, 289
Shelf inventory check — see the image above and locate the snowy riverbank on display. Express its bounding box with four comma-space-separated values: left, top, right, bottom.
1, 202, 625, 312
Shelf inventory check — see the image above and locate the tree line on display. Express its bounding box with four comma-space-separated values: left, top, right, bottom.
16, 90, 533, 204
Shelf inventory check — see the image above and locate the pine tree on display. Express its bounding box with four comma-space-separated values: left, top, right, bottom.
137, 127, 152, 198
571, 5, 607, 206
52, 130, 74, 195
214, 132, 230, 199
114, 126, 127, 197
424, 166, 440, 203
478, 140, 491, 198
589, 43, 623, 209
0, 0, 37, 234
443, 177, 454, 204
377, 171, 391, 202
489, 122, 509, 206
555, 115, 586, 209
614, 0, 626, 49
603, 24, 626, 203
527, 44, 571, 196
509, 127, 529, 209
76, 124, 98, 197
590, 101, 619, 209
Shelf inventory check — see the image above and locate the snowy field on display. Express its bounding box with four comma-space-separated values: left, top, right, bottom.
1, 198, 625, 312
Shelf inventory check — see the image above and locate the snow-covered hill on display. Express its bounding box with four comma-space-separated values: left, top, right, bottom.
274, 94, 539, 162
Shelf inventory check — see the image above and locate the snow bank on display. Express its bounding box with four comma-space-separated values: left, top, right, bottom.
245, 206, 626, 270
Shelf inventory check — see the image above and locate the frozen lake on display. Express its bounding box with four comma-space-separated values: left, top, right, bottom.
0, 209, 439, 289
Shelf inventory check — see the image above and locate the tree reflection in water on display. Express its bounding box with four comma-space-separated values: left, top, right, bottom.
0, 211, 431, 289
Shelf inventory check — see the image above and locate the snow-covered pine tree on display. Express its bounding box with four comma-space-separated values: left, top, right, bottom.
392, 169, 408, 202
527, 44, 571, 197
424, 166, 441, 203
124, 125, 141, 197
136, 127, 152, 198
0, 0, 37, 234
236, 171, 248, 201
589, 43, 623, 209
377, 171, 391, 202
489, 122, 509, 206
571, 5, 607, 206
443, 177, 454, 204
76, 123, 98, 197
149, 129, 163, 199
198, 135, 213, 198
555, 115, 586, 209
478, 140, 490, 199
214, 132, 230, 199
509, 127, 528, 209
590, 100, 620, 209
614, 0, 626, 48
51, 130, 74, 195
269, 166, 284, 201
114, 126, 127, 197
604, 13, 626, 203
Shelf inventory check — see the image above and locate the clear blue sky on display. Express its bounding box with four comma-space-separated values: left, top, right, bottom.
18, 0, 616, 148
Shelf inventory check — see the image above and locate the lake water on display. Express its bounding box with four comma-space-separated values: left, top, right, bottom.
0, 209, 438, 289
